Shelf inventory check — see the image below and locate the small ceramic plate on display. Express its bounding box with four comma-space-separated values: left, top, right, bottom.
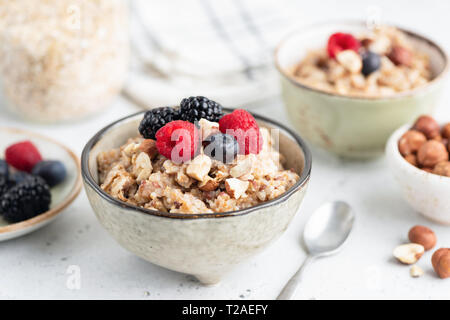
0, 128, 82, 241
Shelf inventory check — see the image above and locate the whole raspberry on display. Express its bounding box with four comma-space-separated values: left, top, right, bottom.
155, 120, 200, 163
219, 109, 263, 155
5, 141, 42, 172
327, 32, 361, 59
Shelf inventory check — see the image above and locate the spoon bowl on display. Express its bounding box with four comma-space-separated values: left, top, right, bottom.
304, 201, 354, 257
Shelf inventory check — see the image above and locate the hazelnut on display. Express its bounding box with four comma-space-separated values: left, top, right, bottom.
393, 243, 424, 264
412, 115, 441, 139
404, 154, 418, 166
388, 46, 412, 66
408, 225, 436, 250
431, 248, 450, 279
186, 154, 212, 181
417, 140, 449, 168
225, 178, 249, 199
398, 130, 427, 156
442, 123, 450, 139
139, 139, 158, 158
410, 265, 424, 278
433, 161, 450, 177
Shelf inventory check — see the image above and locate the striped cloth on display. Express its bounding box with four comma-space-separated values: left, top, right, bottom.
124, 0, 300, 109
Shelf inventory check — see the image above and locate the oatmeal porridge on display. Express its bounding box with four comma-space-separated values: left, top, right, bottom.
97, 97, 300, 214
289, 26, 431, 97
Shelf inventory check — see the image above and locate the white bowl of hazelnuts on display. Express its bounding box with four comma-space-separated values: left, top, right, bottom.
386, 115, 450, 225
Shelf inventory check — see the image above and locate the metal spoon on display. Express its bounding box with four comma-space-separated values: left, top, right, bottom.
277, 201, 355, 300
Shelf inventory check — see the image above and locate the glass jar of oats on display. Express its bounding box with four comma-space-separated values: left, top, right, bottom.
0, 0, 129, 122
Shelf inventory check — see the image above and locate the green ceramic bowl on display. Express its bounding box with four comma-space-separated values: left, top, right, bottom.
275, 21, 449, 159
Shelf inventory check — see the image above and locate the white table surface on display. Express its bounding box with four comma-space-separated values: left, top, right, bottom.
1, 0, 450, 300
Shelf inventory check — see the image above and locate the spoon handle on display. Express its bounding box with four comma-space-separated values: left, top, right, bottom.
277, 255, 314, 300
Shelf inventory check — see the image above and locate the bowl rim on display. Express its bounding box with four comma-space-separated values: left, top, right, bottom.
0, 127, 82, 234
81, 109, 312, 220
387, 122, 450, 182
274, 20, 449, 101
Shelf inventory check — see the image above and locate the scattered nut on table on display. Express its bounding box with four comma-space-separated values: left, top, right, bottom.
408, 225, 437, 251
431, 248, 450, 279
410, 265, 424, 278
393, 243, 425, 264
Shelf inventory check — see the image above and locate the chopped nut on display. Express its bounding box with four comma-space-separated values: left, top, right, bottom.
199, 177, 219, 191
410, 265, 424, 278
336, 50, 362, 73
393, 243, 424, 264
225, 178, 249, 199
230, 156, 253, 178
186, 154, 212, 181
139, 139, 158, 158
388, 46, 412, 66
133, 152, 152, 183
198, 118, 220, 141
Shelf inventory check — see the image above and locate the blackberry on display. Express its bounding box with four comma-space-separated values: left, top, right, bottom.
0, 175, 9, 198
180, 96, 224, 123
0, 176, 51, 223
139, 107, 180, 140
203, 133, 239, 163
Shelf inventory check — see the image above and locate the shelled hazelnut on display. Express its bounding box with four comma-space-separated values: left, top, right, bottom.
399, 115, 450, 177
412, 115, 440, 139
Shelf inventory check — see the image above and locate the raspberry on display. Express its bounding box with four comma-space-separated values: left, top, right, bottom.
219, 109, 263, 155
5, 141, 42, 172
155, 120, 200, 163
327, 32, 360, 59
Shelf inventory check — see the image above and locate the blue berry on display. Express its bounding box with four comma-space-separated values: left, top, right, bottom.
203, 133, 239, 163
9, 171, 33, 185
32, 160, 66, 187
0, 160, 8, 179
362, 51, 381, 76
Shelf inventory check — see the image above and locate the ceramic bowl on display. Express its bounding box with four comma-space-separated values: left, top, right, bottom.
0, 128, 82, 241
386, 124, 450, 225
275, 21, 449, 159
81, 110, 311, 285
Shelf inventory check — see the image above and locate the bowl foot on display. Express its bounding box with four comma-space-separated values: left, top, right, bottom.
195, 274, 222, 286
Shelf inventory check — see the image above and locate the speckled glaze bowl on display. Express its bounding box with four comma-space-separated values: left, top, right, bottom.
275, 21, 449, 159
81, 110, 311, 285
386, 123, 450, 225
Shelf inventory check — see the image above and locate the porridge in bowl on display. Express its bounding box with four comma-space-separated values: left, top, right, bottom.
97, 97, 299, 214
290, 26, 431, 97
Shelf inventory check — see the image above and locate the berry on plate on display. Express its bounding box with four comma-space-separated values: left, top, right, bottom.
5, 141, 42, 172
139, 107, 180, 140
0, 176, 51, 223
32, 160, 67, 187
203, 133, 239, 163
180, 96, 224, 123
219, 109, 263, 155
327, 32, 360, 59
155, 120, 200, 163
361, 51, 381, 76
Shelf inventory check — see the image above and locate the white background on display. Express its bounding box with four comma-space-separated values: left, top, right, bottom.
1, 0, 450, 299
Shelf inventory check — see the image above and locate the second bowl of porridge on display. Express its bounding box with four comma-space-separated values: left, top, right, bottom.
275, 21, 448, 159
81, 98, 311, 284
